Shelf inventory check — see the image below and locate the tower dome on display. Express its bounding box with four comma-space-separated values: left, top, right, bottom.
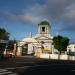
38, 20, 50, 26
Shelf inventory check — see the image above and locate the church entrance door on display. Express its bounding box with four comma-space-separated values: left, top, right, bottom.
22, 44, 28, 55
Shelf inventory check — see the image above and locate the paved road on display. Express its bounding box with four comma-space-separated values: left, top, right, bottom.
20, 65, 75, 75
0, 56, 36, 75
0, 69, 18, 75
0, 56, 75, 75
0, 56, 36, 68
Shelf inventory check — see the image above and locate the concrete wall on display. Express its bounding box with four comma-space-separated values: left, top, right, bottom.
39, 53, 68, 60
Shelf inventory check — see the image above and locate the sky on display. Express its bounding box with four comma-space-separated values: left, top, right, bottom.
0, 0, 75, 43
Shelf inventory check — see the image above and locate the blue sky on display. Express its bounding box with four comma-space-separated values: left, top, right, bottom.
0, 0, 75, 43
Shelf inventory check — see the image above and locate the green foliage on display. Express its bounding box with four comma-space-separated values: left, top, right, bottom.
0, 43, 6, 52
53, 35, 69, 52
0, 28, 9, 52
0, 28, 9, 40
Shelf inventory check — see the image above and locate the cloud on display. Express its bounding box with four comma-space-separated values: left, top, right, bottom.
42, 0, 75, 32
0, 11, 17, 22
19, 4, 47, 24
61, 3, 75, 31
18, 14, 42, 24
21, 0, 75, 31
0, 0, 75, 32
0, 4, 46, 24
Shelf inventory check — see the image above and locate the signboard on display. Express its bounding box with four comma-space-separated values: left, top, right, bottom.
0, 40, 8, 43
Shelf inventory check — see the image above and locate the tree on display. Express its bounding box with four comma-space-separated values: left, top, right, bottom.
0, 28, 9, 52
53, 35, 69, 59
0, 28, 9, 40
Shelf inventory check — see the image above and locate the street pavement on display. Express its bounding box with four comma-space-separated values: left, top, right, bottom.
0, 56, 75, 75
0, 69, 17, 75
0, 56, 37, 75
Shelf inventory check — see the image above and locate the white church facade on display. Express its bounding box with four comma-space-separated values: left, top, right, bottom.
17, 21, 54, 56
16, 21, 75, 60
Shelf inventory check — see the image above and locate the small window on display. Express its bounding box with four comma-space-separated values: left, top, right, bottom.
42, 27, 45, 32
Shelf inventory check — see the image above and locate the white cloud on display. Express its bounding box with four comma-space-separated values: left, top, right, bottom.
0, 0, 75, 31
18, 13, 42, 24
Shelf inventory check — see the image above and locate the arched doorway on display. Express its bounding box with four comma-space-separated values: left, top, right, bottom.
22, 44, 28, 55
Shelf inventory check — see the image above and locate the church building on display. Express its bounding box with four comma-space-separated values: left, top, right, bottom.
17, 21, 54, 57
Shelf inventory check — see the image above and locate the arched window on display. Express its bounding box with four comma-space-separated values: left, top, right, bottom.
42, 27, 45, 32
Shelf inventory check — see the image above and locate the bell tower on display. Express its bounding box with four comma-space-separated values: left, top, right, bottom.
38, 21, 51, 34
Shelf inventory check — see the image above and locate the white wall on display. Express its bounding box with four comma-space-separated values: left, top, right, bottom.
17, 47, 22, 56
40, 53, 68, 60
28, 44, 33, 54
67, 44, 75, 52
